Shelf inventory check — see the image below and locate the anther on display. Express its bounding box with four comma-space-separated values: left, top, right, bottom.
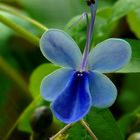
77, 71, 83, 77
87, 0, 95, 6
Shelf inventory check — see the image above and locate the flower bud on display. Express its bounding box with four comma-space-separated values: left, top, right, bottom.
128, 133, 140, 140
30, 106, 53, 133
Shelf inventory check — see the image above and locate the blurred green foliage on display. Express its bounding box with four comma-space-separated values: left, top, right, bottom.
0, 0, 140, 140
68, 108, 123, 140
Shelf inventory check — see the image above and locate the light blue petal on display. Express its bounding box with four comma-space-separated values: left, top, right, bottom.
40, 29, 82, 69
88, 71, 117, 108
88, 38, 132, 73
51, 71, 92, 124
41, 68, 74, 101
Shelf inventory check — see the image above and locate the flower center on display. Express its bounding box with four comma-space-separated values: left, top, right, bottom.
76, 71, 84, 77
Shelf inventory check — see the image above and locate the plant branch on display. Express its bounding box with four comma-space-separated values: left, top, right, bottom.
0, 14, 39, 46
4, 96, 41, 140
0, 3, 48, 31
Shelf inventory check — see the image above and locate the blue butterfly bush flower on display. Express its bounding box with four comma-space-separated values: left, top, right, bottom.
40, 0, 131, 124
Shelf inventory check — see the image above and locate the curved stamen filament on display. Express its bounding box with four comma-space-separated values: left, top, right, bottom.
80, 0, 98, 71
67, 12, 89, 31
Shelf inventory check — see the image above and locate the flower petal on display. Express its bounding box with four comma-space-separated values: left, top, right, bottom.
88, 38, 132, 73
41, 68, 74, 101
51, 71, 92, 123
88, 71, 117, 108
40, 29, 82, 69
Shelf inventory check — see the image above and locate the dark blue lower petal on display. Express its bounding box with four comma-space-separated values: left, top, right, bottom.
51, 71, 92, 123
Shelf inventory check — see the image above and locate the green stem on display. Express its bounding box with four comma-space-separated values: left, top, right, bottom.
0, 57, 33, 100
0, 14, 39, 46
4, 96, 41, 140
0, 3, 48, 31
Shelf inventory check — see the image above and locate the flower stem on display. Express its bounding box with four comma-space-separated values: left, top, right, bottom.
50, 123, 72, 140
0, 14, 39, 46
4, 96, 41, 140
0, 3, 48, 31
80, 119, 98, 140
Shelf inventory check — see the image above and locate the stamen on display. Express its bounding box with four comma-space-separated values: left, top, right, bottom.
76, 71, 83, 77
89, 1, 98, 41
67, 12, 89, 31
80, 0, 98, 71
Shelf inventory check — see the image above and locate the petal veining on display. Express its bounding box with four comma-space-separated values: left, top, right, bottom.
41, 68, 74, 101
40, 29, 82, 69
88, 38, 132, 73
88, 71, 117, 108
51, 71, 92, 123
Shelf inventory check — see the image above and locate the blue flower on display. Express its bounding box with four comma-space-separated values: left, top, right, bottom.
39, 1, 131, 124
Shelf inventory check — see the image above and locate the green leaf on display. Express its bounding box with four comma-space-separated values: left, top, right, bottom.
118, 74, 140, 135
127, 9, 140, 39
118, 92, 140, 136
67, 123, 88, 140
118, 90, 140, 113
118, 104, 140, 136
29, 63, 59, 98
66, 7, 117, 50
66, 0, 140, 48
68, 108, 124, 140
117, 39, 140, 73
66, 0, 140, 49
93, 7, 117, 44
118, 114, 135, 135
17, 64, 59, 133
111, 0, 140, 22
118, 73, 140, 113
20, 0, 86, 28
86, 108, 124, 140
